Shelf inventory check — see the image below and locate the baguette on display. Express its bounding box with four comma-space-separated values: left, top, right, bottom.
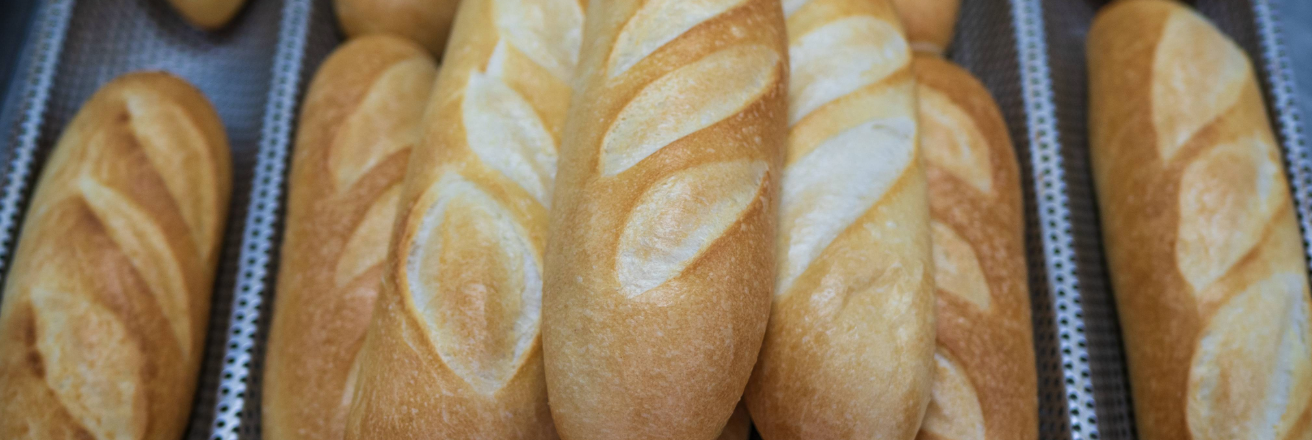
334, 0, 462, 56
742, 0, 933, 438
541, 0, 789, 438
890, 0, 960, 55
168, 0, 247, 30
342, 0, 583, 437
1087, 1, 1312, 439
913, 54, 1038, 440
262, 35, 437, 440
0, 72, 232, 439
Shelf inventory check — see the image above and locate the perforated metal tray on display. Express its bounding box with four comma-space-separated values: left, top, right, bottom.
0, 0, 283, 438
6, 0, 1301, 439
1038, 0, 1310, 439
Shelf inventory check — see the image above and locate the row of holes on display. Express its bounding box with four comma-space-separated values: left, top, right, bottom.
211, 0, 313, 438
1011, 0, 1103, 439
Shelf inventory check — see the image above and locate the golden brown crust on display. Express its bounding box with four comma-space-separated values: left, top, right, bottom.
1088, 1, 1312, 439
167, 0, 248, 30
343, 0, 583, 438
913, 54, 1038, 440
891, 0, 960, 55
0, 72, 231, 440
742, 0, 932, 439
541, 0, 788, 438
262, 35, 436, 440
334, 0, 462, 56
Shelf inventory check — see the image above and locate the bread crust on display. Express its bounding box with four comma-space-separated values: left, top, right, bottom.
262, 35, 436, 440
913, 54, 1038, 440
334, 0, 462, 56
0, 72, 232, 440
342, 0, 584, 438
1088, 1, 1312, 439
168, 0, 248, 30
541, 0, 789, 438
741, 0, 934, 438
890, 0, 960, 54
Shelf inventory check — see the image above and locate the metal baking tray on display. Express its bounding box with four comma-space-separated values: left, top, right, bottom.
13, 0, 1295, 439
0, 0, 284, 438
1038, 0, 1310, 439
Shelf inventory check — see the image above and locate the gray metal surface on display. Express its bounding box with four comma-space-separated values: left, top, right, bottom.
1039, 0, 1312, 439
0, 0, 283, 438
209, 0, 339, 438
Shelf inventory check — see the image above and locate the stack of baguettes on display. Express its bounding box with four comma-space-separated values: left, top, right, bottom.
256, 0, 1048, 439
0, 72, 232, 439
1088, 1, 1312, 439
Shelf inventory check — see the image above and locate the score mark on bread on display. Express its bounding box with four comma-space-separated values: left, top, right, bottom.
31, 284, 147, 440
608, 0, 748, 78
463, 72, 558, 206
617, 160, 767, 299
407, 174, 541, 395
1176, 133, 1281, 295
789, 16, 909, 125
493, 0, 583, 82
125, 95, 220, 254
1187, 272, 1312, 440
601, 44, 779, 177
920, 85, 993, 195
930, 221, 991, 312
1151, 11, 1248, 162
777, 115, 914, 296
329, 58, 433, 191
921, 350, 986, 440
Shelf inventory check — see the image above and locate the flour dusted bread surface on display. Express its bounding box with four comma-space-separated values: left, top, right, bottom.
0, 72, 231, 440
262, 35, 436, 440
541, 0, 788, 438
334, 0, 462, 56
912, 54, 1038, 440
1087, 1, 1312, 439
890, 0, 960, 54
342, 0, 582, 438
738, 0, 934, 438
168, 0, 248, 29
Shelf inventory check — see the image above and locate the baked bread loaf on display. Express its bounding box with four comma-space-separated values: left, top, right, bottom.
890, 0, 959, 54
168, 0, 248, 30
742, 0, 933, 438
913, 54, 1038, 440
1088, 1, 1312, 439
262, 35, 436, 440
718, 402, 752, 440
541, 0, 788, 438
0, 72, 231, 439
342, 0, 582, 437
334, 0, 462, 56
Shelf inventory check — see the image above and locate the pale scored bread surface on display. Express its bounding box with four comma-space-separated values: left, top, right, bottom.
1091, 4, 1312, 439
602, 4, 781, 298
542, 0, 786, 437
0, 73, 228, 440
918, 59, 1018, 440
748, 0, 933, 437
1155, 10, 1312, 439
402, 0, 582, 396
